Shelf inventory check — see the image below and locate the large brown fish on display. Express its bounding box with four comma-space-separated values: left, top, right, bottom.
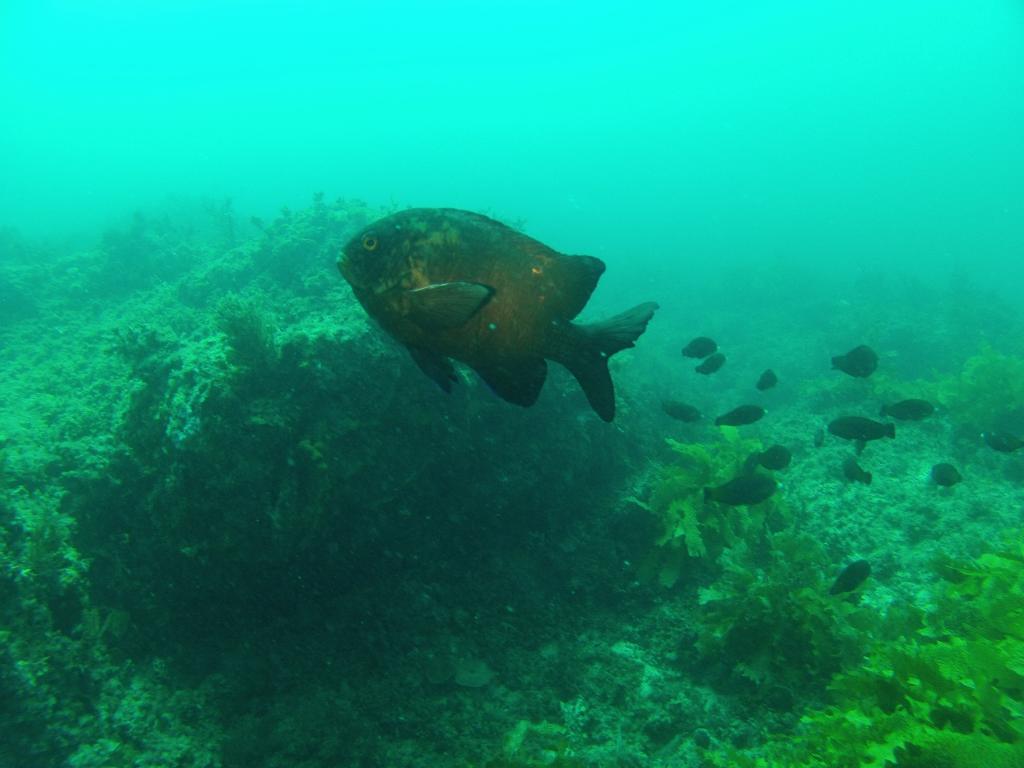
338, 208, 658, 421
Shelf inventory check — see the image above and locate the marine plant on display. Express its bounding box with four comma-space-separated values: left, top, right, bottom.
250, 192, 374, 284
693, 528, 874, 713
870, 345, 1024, 434
706, 532, 1024, 767
633, 429, 772, 588
99, 211, 198, 290
936, 345, 1024, 433
629, 431, 877, 723
215, 296, 280, 382
9, 487, 87, 592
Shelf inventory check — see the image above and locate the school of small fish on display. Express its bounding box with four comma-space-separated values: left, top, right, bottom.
663, 335, 1023, 596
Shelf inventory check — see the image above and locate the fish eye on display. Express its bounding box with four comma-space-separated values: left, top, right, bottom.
361, 234, 378, 251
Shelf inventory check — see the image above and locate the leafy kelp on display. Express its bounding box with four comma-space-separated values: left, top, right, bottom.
707, 532, 1024, 767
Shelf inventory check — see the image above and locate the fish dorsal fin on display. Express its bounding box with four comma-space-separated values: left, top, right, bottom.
404, 282, 494, 329
474, 359, 548, 408
555, 255, 605, 320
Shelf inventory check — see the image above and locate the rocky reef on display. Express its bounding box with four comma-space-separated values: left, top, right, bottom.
2, 196, 1023, 767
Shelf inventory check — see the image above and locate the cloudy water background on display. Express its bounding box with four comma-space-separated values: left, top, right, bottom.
2, 0, 1022, 303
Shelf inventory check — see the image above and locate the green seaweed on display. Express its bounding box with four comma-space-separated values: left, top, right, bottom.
694, 529, 874, 713
628, 431, 874, 713
215, 295, 281, 384
635, 430, 767, 587
870, 345, 1024, 433
250, 192, 375, 284
707, 532, 1024, 767
938, 346, 1024, 432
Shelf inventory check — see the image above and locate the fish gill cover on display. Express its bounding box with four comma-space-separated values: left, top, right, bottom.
1, 2, 1024, 768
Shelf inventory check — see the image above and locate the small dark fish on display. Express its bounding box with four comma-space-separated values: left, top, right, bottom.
831, 345, 878, 378
682, 336, 717, 358
662, 400, 702, 423
715, 404, 766, 427
842, 456, 872, 485
880, 399, 935, 421
695, 352, 726, 375
757, 444, 791, 470
931, 463, 962, 487
704, 473, 777, 506
339, 208, 658, 421
755, 369, 778, 390
828, 416, 895, 443
983, 431, 1024, 453
829, 560, 871, 595
813, 427, 825, 448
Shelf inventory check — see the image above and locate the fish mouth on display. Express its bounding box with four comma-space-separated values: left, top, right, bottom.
338, 254, 403, 297
338, 253, 366, 288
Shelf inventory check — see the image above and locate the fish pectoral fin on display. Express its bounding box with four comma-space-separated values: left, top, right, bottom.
404, 282, 495, 329
474, 360, 547, 408
407, 347, 458, 393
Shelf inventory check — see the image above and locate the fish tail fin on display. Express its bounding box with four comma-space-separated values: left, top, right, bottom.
886, 424, 896, 438
581, 301, 660, 357
547, 302, 658, 421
